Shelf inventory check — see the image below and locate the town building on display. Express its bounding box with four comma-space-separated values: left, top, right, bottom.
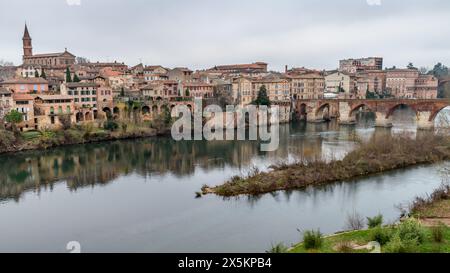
182, 82, 214, 99
0, 77, 49, 93
0, 87, 13, 120
288, 72, 325, 99
12, 93, 35, 131
22, 24, 76, 67
385, 69, 438, 99
208, 62, 268, 76
140, 80, 180, 100
168, 67, 193, 82
33, 94, 76, 130
339, 57, 383, 74
60, 82, 99, 109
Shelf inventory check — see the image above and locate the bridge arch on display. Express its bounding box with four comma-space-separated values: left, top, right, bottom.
316, 103, 331, 120
142, 105, 150, 114
386, 103, 418, 119
430, 106, 450, 123
349, 103, 373, 117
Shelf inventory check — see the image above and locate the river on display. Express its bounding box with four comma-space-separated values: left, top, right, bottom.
0, 108, 448, 252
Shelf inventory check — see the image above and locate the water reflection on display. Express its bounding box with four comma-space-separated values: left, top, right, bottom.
0, 109, 447, 252
0, 108, 437, 203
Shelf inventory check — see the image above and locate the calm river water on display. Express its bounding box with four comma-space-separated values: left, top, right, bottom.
0, 108, 448, 252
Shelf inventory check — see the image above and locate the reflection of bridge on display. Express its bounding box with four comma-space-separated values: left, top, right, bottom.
294, 99, 450, 129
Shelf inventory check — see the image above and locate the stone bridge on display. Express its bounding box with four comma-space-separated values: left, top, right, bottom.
101, 100, 195, 121
294, 99, 450, 129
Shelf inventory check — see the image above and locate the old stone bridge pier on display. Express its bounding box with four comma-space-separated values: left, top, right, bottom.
294, 99, 450, 129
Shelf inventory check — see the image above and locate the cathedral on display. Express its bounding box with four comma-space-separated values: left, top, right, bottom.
22, 24, 76, 67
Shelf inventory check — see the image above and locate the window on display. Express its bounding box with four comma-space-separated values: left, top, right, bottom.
20, 85, 25, 91
58, 106, 63, 114
50, 107, 54, 114
67, 106, 71, 113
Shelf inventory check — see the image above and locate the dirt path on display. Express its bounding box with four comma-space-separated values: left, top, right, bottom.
420, 218, 450, 227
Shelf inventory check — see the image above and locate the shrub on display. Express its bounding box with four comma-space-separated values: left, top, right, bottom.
303, 230, 323, 250
104, 120, 119, 131
266, 243, 288, 253
335, 241, 353, 253
367, 214, 383, 228
369, 226, 392, 245
346, 211, 365, 231
0, 129, 16, 151
384, 233, 418, 253
431, 223, 446, 243
396, 218, 426, 244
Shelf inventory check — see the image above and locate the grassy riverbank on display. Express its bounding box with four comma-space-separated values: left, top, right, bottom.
0, 121, 158, 154
203, 134, 450, 197
287, 185, 450, 253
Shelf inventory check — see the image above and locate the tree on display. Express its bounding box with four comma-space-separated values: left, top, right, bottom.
40, 68, 46, 79
73, 74, 81, 82
430, 63, 449, 79
5, 110, 23, 132
76, 57, 90, 64
58, 115, 72, 130
252, 85, 271, 106
407, 62, 417, 70
65, 67, 72, 82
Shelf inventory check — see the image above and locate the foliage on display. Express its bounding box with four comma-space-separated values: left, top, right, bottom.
346, 211, 365, 231
73, 74, 81, 82
335, 241, 354, 253
429, 62, 449, 79
367, 214, 383, 228
252, 85, 271, 106
431, 223, 446, 243
5, 110, 23, 124
369, 226, 392, 246
396, 218, 426, 244
104, 120, 119, 131
266, 243, 288, 253
65, 67, 72, 82
40, 68, 46, 79
0, 129, 16, 151
383, 233, 418, 253
58, 115, 72, 130
302, 230, 323, 250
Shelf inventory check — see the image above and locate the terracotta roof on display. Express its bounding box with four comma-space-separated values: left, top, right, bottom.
35, 94, 73, 101
1, 78, 48, 84
0, 87, 11, 95
66, 82, 99, 88
12, 93, 34, 101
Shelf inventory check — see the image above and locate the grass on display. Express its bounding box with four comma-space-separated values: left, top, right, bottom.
289, 224, 450, 253
204, 134, 450, 197
21, 130, 42, 141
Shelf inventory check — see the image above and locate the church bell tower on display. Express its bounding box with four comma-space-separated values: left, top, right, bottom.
23, 24, 33, 59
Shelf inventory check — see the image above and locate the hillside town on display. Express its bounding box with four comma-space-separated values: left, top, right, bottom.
0, 24, 443, 132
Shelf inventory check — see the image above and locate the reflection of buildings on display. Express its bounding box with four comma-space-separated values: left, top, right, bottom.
0, 123, 343, 201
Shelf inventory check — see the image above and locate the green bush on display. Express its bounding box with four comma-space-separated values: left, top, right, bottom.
266, 243, 288, 253
431, 223, 446, 243
396, 218, 426, 244
369, 226, 392, 245
367, 214, 383, 228
384, 233, 418, 253
303, 230, 323, 250
104, 120, 119, 131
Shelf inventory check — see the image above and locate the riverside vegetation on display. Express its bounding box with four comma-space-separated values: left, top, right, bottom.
279, 185, 450, 253
0, 108, 175, 154
203, 133, 450, 197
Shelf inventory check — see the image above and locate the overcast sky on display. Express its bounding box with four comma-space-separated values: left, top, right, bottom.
1, 0, 450, 71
